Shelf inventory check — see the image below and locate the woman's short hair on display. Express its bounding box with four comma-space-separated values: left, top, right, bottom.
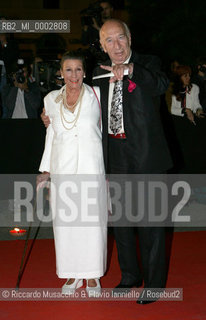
60, 50, 86, 71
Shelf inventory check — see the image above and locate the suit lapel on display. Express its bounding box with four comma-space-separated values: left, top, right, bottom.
100, 77, 109, 132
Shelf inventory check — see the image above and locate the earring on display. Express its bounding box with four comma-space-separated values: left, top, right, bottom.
83, 75, 86, 78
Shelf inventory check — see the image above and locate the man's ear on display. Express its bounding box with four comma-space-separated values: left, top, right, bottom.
101, 45, 107, 53
100, 40, 107, 53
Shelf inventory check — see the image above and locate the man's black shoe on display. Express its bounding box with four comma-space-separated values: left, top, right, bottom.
113, 279, 143, 294
137, 298, 157, 305
137, 288, 161, 305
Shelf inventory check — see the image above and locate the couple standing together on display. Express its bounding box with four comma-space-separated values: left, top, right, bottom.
38, 19, 172, 304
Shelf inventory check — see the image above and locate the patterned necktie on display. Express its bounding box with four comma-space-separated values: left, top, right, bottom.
110, 80, 123, 135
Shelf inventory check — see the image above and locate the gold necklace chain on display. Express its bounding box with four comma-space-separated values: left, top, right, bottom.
60, 85, 84, 130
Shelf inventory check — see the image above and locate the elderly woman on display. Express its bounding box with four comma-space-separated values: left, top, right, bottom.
37, 51, 107, 296
169, 65, 204, 123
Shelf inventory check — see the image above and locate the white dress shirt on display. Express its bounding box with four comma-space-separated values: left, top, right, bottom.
12, 88, 28, 118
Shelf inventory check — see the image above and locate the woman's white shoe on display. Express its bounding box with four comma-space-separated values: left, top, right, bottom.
86, 279, 101, 297
62, 279, 83, 295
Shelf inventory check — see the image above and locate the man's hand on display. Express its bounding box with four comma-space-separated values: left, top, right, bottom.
92, 18, 100, 31
41, 107, 50, 128
14, 77, 28, 91
100, 63, 134, 83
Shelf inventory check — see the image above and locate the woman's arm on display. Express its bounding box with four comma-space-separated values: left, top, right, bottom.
170, 95, 184, 117
191, 84, 204, 115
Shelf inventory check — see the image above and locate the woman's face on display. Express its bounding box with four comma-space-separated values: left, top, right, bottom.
61, 59, 84, 90
181, 73, 190, 87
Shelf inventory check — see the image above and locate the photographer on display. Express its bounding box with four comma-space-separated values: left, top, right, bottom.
81, 1, 113, 47
1, 62, 41, 118
0, 17, 19, 76
0, 16, 19, 117
192, 57, 206, 113
49, 67, 64, 91
81, 1, 114, 81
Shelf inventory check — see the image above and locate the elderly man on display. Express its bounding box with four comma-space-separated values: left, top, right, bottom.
93, 19, 172, 304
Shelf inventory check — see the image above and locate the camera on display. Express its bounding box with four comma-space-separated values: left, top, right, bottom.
199, 65, 206, 74
8, 59, 26, 85
33, 60, 63, 94
15, 69, 25, 84
15, 59, 26, 84
80, 1, 103, 27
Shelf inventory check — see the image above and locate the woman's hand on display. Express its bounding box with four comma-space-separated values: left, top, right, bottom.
196, 108, 205, 118
41, 108, 50, 128
185, 108, 195, 123
36, 171, 50, 191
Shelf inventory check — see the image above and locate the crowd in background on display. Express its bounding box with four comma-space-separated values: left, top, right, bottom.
0, 1, 206, 123
0, 1, 206, 176
1, 42, 206, 121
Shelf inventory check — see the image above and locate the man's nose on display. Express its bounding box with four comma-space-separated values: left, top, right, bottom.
114, 39, 121, 49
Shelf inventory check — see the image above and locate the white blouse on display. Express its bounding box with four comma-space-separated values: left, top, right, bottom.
171, 83, 202, 117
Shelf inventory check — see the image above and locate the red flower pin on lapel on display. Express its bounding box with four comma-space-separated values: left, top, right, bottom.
128, 79, 136, 92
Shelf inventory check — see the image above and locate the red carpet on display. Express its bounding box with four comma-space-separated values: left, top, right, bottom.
0, 231, 206, 320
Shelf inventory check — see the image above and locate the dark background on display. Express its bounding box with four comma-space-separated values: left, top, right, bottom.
127, 0, 206, 69
1, 0, 205, 67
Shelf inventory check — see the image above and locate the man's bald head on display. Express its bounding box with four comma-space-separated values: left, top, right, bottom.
100, 19, 131, 65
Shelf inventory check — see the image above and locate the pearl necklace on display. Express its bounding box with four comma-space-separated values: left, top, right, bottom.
60, 85, 84, 130
63, 87, 83, 113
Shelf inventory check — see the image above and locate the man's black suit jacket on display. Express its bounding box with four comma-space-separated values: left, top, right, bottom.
2, 81, 41, 118
93, 51, 172, 173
